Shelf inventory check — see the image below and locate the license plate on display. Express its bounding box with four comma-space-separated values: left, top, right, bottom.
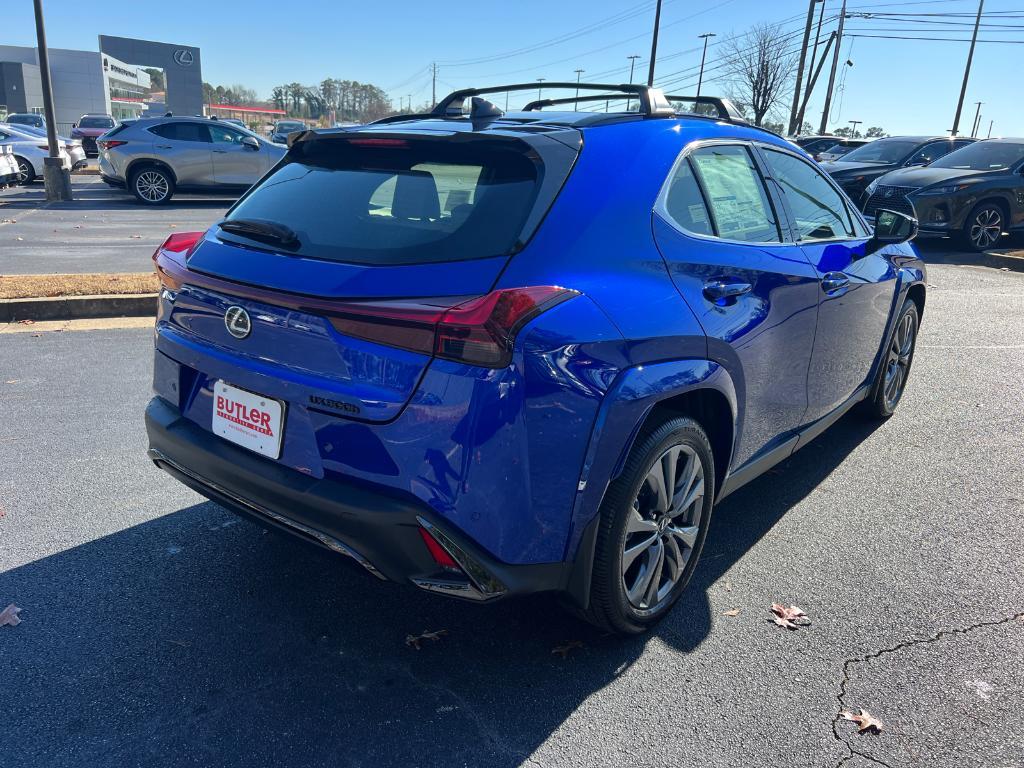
212, 381, 284, 459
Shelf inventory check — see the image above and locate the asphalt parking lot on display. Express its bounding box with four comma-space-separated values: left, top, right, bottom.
1, 256, 1022, 767
0, 174, 227, 275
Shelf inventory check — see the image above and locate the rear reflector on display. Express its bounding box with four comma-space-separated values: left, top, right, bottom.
328, 286, 577, 368
418, 527, 460, 572
153, 231, 204, 261
98, 140, 127, 150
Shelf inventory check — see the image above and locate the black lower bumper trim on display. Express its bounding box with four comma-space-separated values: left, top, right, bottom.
145, 396, 575, 602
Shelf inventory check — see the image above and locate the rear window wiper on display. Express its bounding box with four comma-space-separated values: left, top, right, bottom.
218, 218, 300, 249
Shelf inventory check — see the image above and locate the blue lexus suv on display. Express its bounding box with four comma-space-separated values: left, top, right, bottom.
146, 84, 925, 635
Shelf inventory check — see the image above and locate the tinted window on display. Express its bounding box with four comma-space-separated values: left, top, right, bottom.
688, 145, 779, 243
79, 116, 114, 129
150, 123, 210, 143
906, 141, 956, 166
930, 141, 1024, 171
222, 139, 541, 265
801, 138, 839, 154
209, 125, 244, 144
763, 149, 854, 241
841, 139, 920, 164
663, 158, 714, 236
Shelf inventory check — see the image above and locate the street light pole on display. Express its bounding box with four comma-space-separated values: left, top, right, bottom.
951, 0, 984, 136
848, 119, 862, 138
647, 0, 663, 86
32, 0, 72, 201
970, 101, 983, 138
696, 33, 716, 98
536, 78, 546, 101
574, 68, 584, 101
627, 54, 641, 111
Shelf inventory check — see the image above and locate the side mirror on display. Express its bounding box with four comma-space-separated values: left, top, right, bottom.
868, 209, 918, 253
241, 136, 260, 151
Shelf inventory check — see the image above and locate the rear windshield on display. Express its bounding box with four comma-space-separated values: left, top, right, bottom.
220, 137, 542, 265
841, 139, 919, 164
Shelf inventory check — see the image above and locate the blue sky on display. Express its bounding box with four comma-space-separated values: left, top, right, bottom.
5, 0, 1020, 135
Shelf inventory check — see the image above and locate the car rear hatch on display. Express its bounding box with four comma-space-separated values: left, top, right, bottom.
156, 124, 580, 425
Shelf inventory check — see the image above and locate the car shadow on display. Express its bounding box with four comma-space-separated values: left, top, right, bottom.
1, 413, 879, 767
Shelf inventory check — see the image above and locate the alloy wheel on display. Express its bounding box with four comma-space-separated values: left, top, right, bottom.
883, 311, 916, 410
969, 208, 1002, 250
16, 159, 31, 184
622, 443, 705, 611
136, 171, 169, 202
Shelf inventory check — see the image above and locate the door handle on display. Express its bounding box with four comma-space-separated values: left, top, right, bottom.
703, 278, 753, 302
821, 272, 850, 293
155, 144, 172, 149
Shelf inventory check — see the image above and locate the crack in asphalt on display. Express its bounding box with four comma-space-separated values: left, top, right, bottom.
832, 611, 1024, 768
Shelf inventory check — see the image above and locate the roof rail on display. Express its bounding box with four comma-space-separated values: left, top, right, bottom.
523, 93, 639, 111
663, 95, 748, 124
432, 82, 675, 118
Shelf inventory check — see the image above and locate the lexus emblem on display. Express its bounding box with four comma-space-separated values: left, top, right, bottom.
884, 188, 894, 198
224, 306, 251, 339
173, 49, 194, 67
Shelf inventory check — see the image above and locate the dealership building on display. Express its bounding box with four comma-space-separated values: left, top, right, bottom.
0, 36, 202, 132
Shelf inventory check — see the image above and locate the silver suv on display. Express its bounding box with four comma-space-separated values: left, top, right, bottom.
98, 116, 287, 204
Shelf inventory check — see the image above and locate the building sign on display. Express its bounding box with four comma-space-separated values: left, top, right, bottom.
173, 49, 194, 67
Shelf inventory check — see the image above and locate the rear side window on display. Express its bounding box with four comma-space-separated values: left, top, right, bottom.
221, 138, 543, 265
907, 141, 954, 166
663, 159, 713, 236
687, 145, 780, 243
762, 148, 854, 241
150, 123, 210, 143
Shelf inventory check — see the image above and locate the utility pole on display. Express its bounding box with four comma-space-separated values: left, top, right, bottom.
987, 119, 994, 138
696, 33, 716, 98
970, 101, 983, 137
952, 0, 984, 136
536, 77, 546, 101
574, 68, 584, 101
819, 0, 847, 135
627, 54, 641, 111
33, 0, 71, 201
431, 62, 438, 107
798, 0, 828, 132
647, 0, 663, 86
789, 0, 820, 135
848, 119, 862, 137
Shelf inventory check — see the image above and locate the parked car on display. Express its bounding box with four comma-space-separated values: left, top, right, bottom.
0, 124, 71, 184
270, 119, 306, 144
98, 116, 287, 204
821, 136, 975, 199
71, 114, 117, 156
0, 144, 20, 187
217, 117, 247, 130
816, 138, 871, 162
862, 138, 1024, 251
146, 83, 924, 635
5, 124, 87, 169
4, 112, 46, 129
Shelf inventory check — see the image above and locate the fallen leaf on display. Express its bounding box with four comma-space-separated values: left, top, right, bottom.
840, 708, 883, 734
551, 640, 584, 658
0, 604, 22, 627
724, 581, 733, 592
17, 319, 34, 325
4, 380, 19, 384
130, 234, 143, 239
722, 609, 741, 617
769, 603, 810, 630
405, 628, 449, 650
15, 236, 23, 241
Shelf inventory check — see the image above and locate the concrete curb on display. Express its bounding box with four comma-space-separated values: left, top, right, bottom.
983, 249, 1024, 272
0, 293, 157, 323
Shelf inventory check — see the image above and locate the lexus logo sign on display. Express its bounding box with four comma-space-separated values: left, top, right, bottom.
173, 49, 194, 67
224, 306, 251, 339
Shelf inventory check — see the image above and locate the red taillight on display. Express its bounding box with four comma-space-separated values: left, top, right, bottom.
418, 527, 460, 572
98, 140, 127, 150
152, 231, 204, 261
327, 286, 577, 368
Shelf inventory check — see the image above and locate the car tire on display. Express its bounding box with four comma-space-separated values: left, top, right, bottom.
130, 166, 175, 205
581, 416, 715, 635
961, 202, 1005, 252
14, 156, 34, 185
860, 298, 919, 420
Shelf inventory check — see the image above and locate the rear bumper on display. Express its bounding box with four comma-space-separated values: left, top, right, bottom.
145, 396, 573, 603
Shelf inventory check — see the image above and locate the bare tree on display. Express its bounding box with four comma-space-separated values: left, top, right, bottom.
720, 23, 796, 127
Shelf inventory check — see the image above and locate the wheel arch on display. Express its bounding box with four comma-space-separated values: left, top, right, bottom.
906, 281, 926, 321
126, 158, 178, 186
